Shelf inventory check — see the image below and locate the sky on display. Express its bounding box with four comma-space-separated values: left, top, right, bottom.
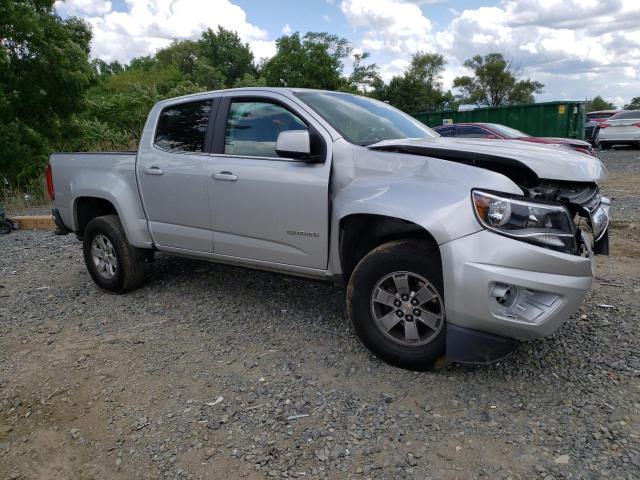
54, 0, 640, 107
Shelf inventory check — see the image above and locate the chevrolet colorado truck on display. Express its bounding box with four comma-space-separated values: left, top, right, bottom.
48, 88, 610, 369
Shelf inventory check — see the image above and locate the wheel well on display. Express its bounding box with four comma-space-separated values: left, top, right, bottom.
339, 214, 441, 281
75, 197, 118, 236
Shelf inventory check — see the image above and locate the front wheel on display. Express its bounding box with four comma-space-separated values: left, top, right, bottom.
600, 142, 611, 150
347, 240, 446, 371
83, 215, 146, 293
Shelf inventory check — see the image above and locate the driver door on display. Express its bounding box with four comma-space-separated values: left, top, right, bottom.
206, 94, 331, 270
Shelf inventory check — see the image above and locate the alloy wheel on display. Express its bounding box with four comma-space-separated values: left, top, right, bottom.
370, 271, 444, 346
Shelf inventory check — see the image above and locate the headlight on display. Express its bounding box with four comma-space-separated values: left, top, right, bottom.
472, 190, 577, 253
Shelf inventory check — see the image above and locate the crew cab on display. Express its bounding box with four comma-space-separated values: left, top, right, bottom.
48, 88, 610, 370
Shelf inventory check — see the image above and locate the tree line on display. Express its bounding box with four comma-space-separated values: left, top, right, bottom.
0, 0, 632, 187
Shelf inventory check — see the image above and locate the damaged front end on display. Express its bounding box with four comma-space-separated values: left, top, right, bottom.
369, 141, 610, 258
525, 181, 610, 256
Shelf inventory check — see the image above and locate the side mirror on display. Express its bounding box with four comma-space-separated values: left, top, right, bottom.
276, 130, 311, 159
484, 134, 498, 139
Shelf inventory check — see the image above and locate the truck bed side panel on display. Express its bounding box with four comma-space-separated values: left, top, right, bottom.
50, 152, 153, 248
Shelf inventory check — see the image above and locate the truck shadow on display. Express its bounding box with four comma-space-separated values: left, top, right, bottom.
140, 252, 633, 390
140, 253, 613, 381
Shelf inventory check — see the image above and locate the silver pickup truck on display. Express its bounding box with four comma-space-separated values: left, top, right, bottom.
48, 87, 610, 369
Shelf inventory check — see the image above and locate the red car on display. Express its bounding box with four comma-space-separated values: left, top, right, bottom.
586, 110, 622, 124
433, 122, 596, 156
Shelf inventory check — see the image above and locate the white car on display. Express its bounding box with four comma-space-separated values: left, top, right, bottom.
598, 110, 640, 149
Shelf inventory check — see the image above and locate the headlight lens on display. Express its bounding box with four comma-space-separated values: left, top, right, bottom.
472, 190, 577, 253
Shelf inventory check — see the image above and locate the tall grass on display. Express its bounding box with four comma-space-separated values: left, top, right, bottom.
1, 118, 138, 214
1, 176, 50, 213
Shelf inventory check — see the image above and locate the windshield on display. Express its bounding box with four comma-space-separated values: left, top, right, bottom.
609, 110, 640, 120
295, 91, 437, 146
487, 123, 530, 138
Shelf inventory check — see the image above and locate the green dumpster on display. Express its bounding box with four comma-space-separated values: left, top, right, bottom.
412, 101, 587, 140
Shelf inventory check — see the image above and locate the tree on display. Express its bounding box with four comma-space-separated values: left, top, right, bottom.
624, 96, 640, 110
154, 29, 257, 90
379, 52, 451, 112
453, 53, 543, 107
0, 0, 93, 182
586, 96, 616, 112
156, 40, 201, 76
345, 52, 382, 93
91, 58, 125, 78
69, 28, 260, 156
156, 39, 225, 90
198, 27, 255, 87
262, 32, 351, 90
233, 73, 267, 88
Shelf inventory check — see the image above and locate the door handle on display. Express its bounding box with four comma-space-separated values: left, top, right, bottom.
143, 167, 164, 175
213, 171, 238, 181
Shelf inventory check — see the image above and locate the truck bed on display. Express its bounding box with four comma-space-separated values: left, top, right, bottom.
50, 151, 152, 248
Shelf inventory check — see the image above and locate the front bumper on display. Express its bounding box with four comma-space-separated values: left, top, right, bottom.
440, 230, 593, 341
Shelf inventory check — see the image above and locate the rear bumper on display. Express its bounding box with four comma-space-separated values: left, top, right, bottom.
441, 230, 593, 341
598, 132, 640, 143
52, 208, 71, 235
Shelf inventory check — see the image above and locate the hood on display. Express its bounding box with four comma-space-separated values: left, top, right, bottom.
369, 137, 607, 184
520, 137, 592, 147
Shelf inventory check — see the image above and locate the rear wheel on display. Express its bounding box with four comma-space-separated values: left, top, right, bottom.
347, 240, 446, 370
83, 215, 146, 293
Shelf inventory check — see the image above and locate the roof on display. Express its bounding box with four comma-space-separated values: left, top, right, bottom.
155, 87, 357, 104
586, 110, 621, 114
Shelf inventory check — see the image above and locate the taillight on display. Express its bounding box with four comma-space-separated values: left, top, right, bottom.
45, 164, 54, 200
634, 122, 640, 128
599, 123, 609, 128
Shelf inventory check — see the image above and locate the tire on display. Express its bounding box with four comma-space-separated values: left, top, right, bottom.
83, 215, 146, 293
347, 239, 446, 371
600, 142, 611, 150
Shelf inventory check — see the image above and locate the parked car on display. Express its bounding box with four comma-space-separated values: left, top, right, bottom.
47, 88, 610, 370
433, 123, 595, 156
586, 110, 621, 124
597, 110, 640, 149
584, 121, 600, 146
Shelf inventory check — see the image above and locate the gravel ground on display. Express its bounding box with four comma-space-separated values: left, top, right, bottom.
1, 149, 639, 480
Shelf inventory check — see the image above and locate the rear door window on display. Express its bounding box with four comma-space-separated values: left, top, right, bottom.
154, 100, 212, 153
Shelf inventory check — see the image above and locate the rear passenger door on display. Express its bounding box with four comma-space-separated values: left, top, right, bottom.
137, 98, 216, 252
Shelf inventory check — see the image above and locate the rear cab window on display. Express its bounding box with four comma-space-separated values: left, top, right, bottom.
154, 100, 212, 153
